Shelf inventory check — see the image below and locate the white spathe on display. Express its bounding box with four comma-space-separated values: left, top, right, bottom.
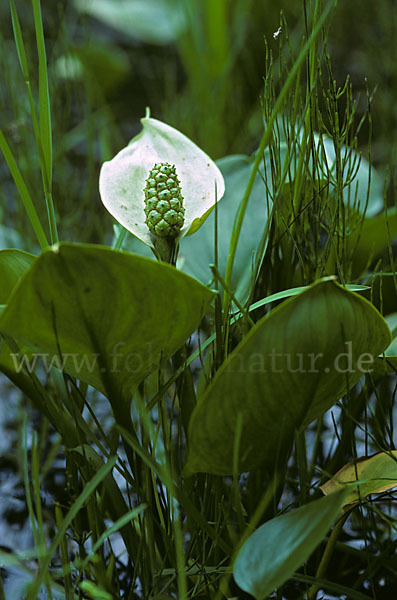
99, 115, 225, 247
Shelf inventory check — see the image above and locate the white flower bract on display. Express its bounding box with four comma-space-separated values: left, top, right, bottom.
99, 115, 225, 247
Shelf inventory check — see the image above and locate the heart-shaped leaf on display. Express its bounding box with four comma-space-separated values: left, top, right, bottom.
185, 279, 391, 475
0, 243, 213, 400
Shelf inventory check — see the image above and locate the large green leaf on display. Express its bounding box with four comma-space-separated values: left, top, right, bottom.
233, 489, 349, 599
185, 279, 390, 476
0, 243, 213, 399
178, 155, 271, 303
0, 248, 36, 303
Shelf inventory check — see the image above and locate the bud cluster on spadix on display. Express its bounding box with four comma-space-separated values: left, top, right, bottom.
144, 162, 185, 238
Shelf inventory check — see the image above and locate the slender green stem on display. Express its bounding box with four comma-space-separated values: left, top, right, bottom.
307, 512, 349, 599
55, 505, 74, 600
153, 236, 178, 265
172, 344, 196, 438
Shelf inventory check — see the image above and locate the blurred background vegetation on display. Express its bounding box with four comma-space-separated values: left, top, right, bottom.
0, 0, 395, 246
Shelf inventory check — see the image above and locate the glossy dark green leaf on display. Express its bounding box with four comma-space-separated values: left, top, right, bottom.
0, 243, 213, 399
233, 489, 349, 599
185, 279, 391, 475
0, 249, 36, 303
179, 155, 271, 303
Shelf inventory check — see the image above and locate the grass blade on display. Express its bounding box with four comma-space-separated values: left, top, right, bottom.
0, 128, 48, 248
26, 455, 118, 599
32, 0, 52, 185
32, 0, 58, 244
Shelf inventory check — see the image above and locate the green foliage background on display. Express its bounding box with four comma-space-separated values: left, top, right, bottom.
0, 0, 395, 247
0, 1, 396, 599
